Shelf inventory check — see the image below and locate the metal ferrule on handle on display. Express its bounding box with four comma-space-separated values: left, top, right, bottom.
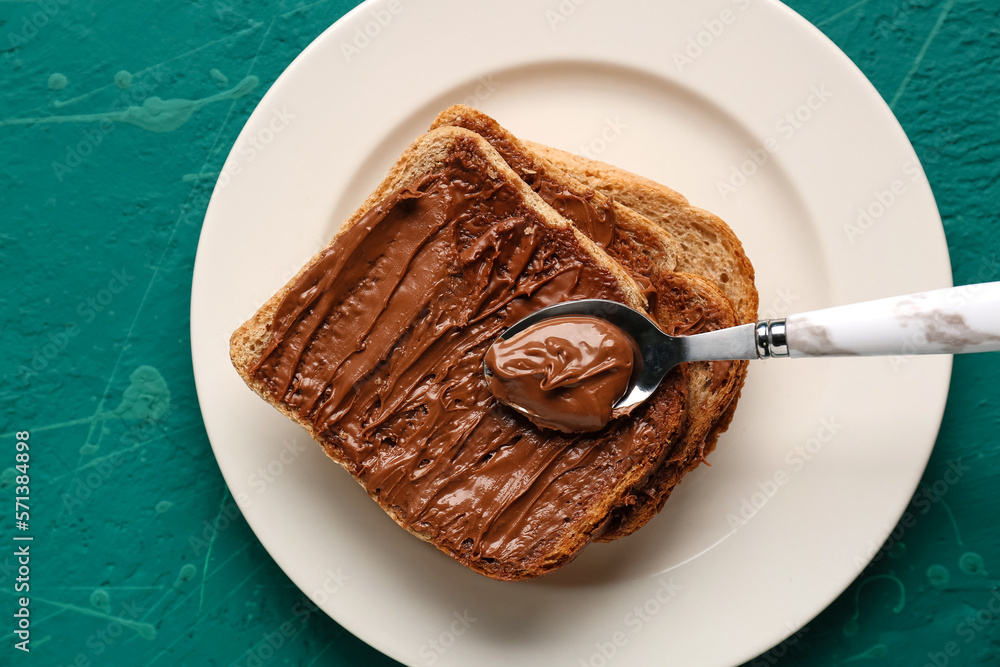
755, 320, 789, 358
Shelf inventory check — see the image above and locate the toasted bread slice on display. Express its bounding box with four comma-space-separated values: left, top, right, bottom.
230, 126, 688, 580
430, 106, 748, 539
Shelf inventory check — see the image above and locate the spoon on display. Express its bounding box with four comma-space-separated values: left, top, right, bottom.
488, 282, 1000, 413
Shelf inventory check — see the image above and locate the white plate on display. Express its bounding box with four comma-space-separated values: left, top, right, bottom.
191, 1, 952, 665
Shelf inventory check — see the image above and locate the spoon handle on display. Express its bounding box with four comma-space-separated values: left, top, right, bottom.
774, 282, 1000, 358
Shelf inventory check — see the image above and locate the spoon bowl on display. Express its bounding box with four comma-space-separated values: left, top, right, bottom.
487, 299, 759, 411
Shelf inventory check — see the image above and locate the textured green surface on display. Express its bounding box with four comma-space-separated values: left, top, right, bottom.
1, 1, 998, 665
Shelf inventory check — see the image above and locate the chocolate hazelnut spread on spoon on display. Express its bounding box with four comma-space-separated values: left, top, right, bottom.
484, 316, 635, 433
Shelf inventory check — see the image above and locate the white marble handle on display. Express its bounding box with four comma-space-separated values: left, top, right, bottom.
784, 282, 1000, 358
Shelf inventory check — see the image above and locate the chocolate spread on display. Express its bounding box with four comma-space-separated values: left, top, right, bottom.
250, 145, 675, 572
534, 181, 615, 248
437, 117, 618, 251
484, 316, 634, 433
441, 117, 661, 312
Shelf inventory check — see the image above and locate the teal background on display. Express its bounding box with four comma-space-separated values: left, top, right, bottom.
1, 0, 998, 665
